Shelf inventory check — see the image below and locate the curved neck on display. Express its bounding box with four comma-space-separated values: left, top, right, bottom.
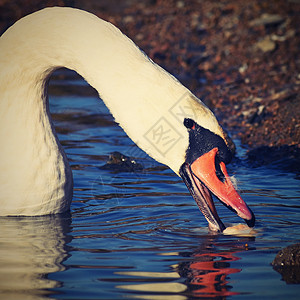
1, 8, 196, 173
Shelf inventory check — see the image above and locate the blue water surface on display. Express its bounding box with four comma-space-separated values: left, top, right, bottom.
0, 73, 299, 299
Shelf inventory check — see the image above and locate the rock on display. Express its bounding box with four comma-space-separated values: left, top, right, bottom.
255, 36, 276, 52
272, 243, 300, 284
100, 151, 143, 172
249, 14, 285, 27
176, 1, 185, 8
123, 15, 134, 24
271, 29, 296, 42
239, 63, 248, 74
249, 105, 265, 124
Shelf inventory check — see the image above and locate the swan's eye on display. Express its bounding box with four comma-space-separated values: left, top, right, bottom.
183, 118, 195, 130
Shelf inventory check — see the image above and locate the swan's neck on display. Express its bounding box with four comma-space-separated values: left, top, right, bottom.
0, 7, 222, 215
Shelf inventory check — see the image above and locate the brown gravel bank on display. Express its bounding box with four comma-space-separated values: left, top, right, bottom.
1, 0, 299, 171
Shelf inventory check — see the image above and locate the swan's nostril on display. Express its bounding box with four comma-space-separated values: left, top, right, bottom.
215, 163, 226, 183
215, 155, 226, 183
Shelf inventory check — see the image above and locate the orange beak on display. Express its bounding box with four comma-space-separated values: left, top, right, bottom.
180, 147, 255, 232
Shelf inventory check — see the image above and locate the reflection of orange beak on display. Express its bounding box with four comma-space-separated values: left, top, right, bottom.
189, 252, 241, 297
180, 147, 255, 232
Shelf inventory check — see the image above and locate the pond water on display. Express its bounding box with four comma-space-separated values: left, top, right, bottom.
0, 72, 299, 299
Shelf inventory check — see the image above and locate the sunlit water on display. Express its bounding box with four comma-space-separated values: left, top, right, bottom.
0, 73, 299, 299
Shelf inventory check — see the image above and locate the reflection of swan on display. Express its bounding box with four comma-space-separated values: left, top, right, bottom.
183, 251, 240, 297
0, 215, 71, 299
0, 7, 254, 231
115, 238, 244, 298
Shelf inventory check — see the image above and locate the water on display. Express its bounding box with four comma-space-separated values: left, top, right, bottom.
0, 72, 299, 299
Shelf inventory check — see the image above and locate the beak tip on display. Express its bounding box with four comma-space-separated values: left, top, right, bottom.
245, 210, 255, 228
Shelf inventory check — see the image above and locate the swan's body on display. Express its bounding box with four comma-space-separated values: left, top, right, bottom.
0, 7, 254, 231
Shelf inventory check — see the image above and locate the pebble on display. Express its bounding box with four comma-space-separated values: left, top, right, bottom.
249, 14, 285, 27
255, 36, 276, 52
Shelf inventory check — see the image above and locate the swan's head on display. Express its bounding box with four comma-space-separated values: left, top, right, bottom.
124, 82, 255, 232
176, 117, 255, 232
132, 86, 255, 232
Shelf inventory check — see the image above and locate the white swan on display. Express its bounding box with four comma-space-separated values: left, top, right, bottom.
0, 7, 254, 231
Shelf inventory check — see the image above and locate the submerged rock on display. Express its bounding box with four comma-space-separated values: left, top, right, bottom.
272, 243, 300, 284
100, 151, 143, 173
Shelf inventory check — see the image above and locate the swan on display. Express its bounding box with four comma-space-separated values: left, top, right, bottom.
0, 7, 254, 231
